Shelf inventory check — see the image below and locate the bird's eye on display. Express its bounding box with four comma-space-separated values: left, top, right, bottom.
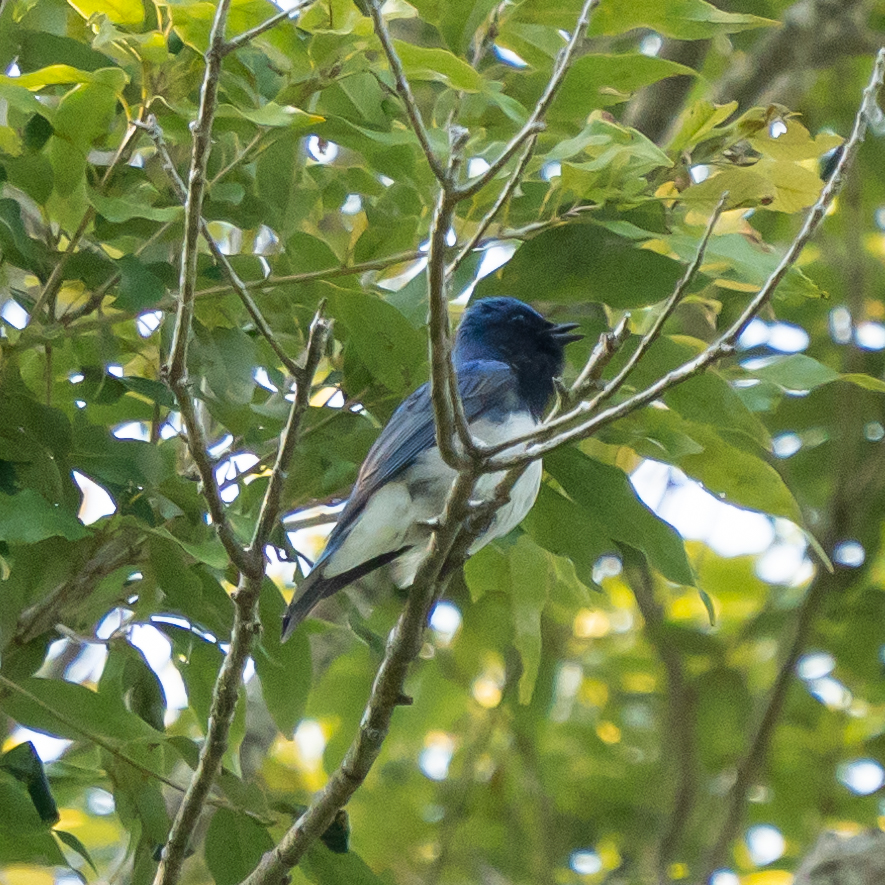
511, 314, 527, 326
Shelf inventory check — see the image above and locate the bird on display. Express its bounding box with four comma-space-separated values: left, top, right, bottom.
281, 296, 582, 640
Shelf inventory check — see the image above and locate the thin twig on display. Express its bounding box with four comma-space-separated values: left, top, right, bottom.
138, 115, 302, 377
221, 0, 314, 56
61, 218, 176, 325
153, 308, 329, 885
578, 192, 727, 408
31, 116, 144, 318
482, 193, 726, 460
252, 308, 331, 549
696, 573, 831, 882
448, 134, 537, 274
367, 0, 447, 184
483, 49, 885, 471
456, 0, 599, 200
208, 131, 265, 188
49, 209, 601, 343
0, 673, 250, 816
567, 314, 631, 405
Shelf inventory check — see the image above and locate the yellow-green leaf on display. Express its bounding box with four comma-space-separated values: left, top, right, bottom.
67, 0, 144, 26
392, 40, 483, 92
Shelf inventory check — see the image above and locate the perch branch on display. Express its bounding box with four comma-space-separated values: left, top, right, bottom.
238, 468, 479, 885
160, 0, 253, 575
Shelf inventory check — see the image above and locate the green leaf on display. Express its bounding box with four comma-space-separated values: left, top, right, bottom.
216, 102, 324, 129
667, 100, 740, 154
628, 338, 771, 448
89, 190, 183, 223
147, 536, 235, 639
101, 642, 167, 732
675, 420, 802, 522
254, 580, 312, 736
0, 490, 88, 543
56, 829, 98, 872
545, 448, 694, 586
509, 536, 550, 704
680, 166, 775, 210
698, 588, 717, 626
408, 0, 498, 55
193, 323, 258, 406
841, 373, 885, 393
205, 808, 275, 885
114, 255, 166, 311
0, 65, 94, 90
554, 54, 697, 119
392, 40, 483, 92
66, 0, 144, 25
475, 224, 684, 308
149, 526, 229, 569
523, 483, 612, 589
2, 677, 158, 743
748, 354, 840, 391
589, 0, 776, 39
329, 287, 428, 395
748, 119, 843, 163
667, 232, 825, 301
0, 771, 67, 867
302, 843, 389, 885
0, 742, 59, 825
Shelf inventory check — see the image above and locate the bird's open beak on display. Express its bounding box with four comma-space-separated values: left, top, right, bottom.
549, 321, 583, 345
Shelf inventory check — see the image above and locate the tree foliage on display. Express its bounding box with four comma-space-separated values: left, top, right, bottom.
1, 0, 885, 883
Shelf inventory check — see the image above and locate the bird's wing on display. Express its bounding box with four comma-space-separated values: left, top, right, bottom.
331, 360, 518, 538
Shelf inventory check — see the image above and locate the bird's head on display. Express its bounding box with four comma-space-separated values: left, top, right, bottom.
453, 297, 582, 415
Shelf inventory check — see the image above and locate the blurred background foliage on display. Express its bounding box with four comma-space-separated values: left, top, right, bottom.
1, 0, 885, 883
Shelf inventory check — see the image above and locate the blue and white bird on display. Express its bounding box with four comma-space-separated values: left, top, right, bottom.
281, 297, 582, 640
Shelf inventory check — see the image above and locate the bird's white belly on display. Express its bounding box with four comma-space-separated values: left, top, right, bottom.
391, 411, 542, 586
325, 411, 542, 586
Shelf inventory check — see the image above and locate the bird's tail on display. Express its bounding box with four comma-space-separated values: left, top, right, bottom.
281, 545, 413, 641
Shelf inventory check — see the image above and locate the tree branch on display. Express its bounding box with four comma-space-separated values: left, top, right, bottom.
483, 48, 885, 471
137, 114, 303, 378
427, 181, 475, 469
455, 0, 598, 201
153, 307, 330, 885
479, 190, 726, 460
367, 0, 447, 184
159, 0, 254, 577
238, 467, 478, 885
628, 561, 697, 884
165, 1, 230, 388
221, 0, 315, 56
